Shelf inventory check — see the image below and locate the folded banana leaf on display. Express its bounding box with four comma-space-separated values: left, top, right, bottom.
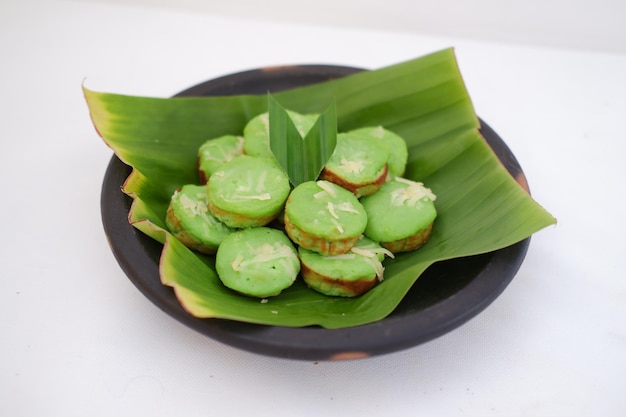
84, 48, 555, 328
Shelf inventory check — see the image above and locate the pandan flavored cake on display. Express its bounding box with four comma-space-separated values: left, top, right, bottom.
165, 184, 236, 254
215, 227, 300, 298
284, 180, 367, 256
320, 131, 389, 197
299, 236, 394, 297
197, 134, 244, 183
242, 111, 318, 158
347, 126, 408, 178
207, 155, 291, 228
360, 177, 437, 253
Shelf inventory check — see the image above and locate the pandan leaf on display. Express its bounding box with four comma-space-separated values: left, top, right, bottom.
269, 94, 337, 186
84, 48, 556, 329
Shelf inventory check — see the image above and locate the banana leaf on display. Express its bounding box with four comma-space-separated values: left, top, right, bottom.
84, 48, 555, 329
268, 94, 338, 187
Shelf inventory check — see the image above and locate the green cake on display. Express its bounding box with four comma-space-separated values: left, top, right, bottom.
197, 134, 244, 183
215, 227, 300, 298
284, 180, 367, 256
207, 155, 291, 228
165, 184, 236, 254
360, 177, 437, 253
320, 131, 389, 197
347, 126, 408, 178
242, 111, 318, 158
299, 236, 393, 297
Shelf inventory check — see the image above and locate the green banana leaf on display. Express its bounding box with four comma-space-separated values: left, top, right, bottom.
268, 94, 338, 187
84, 48, 555, 329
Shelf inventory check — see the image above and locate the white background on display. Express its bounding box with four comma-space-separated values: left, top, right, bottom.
1, 0, 625, 416
94, 0, 626, 54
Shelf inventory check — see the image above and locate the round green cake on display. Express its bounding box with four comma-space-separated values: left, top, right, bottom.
320, 131, 389, 197
284, 180, 367, 256
299, 236, 393, 297
215, 227, 300, 298
360, 177, 437, 253
207, 155, 291, 228
165, 184, 236, 254
242, 111, 318, 158
347, 126, 408, 178
197, 135, 244, 183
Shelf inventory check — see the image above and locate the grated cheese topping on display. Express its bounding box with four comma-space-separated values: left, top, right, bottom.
327, 202, 339, 219
234, 135, 245, 152
202, 136, 244, 164
259, 113, 270, 132
178, 193, 209, 217
230, 242, 298, 275
338, 157, 365, 174
223, 170, 273, 202
335, 202, 359, 214
390, 177, 436, 206
350, 244, 394, 281
255, 170, 267, 193
330, 218, 344, 234
364, 257, 385, 281
231, 254, 245, 272
316, 180, 337, 198
201, 152, 223, 163
351, 244, 395, 259
373, 125, 385, 139
325, 201, 360, 233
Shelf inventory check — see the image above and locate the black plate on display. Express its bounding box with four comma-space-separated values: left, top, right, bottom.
101, 65, 530, 361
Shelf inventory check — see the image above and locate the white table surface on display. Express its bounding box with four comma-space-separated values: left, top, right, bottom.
2, 0, 625, 415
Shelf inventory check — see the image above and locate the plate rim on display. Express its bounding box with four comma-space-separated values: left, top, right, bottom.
100, 64, 530, 361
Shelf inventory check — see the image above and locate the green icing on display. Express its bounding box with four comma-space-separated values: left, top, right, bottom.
198, 135, 244, 179
215, 227, 300, 298
324, 132, 389, 183
243, 111, 318, 158
360, 178, 437, 242
348, 126, 408, 177
208, 155, 290, 217
299, 236, 386, 281
285, 181, 367, 239
166, 184, 235, 248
